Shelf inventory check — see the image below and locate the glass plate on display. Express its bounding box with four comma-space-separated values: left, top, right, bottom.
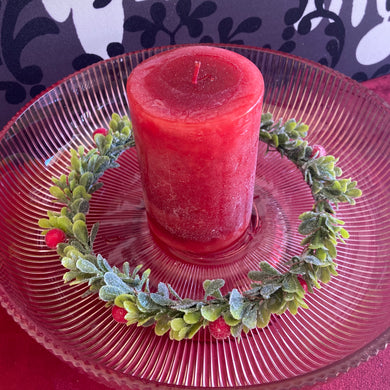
0, 45, 389, 389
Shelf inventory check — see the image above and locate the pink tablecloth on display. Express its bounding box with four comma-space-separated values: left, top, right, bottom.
1, 76, 389, 390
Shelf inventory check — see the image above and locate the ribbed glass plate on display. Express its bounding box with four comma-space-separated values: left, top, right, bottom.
0, 45, 389, 389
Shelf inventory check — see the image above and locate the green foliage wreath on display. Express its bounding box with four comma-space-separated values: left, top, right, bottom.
38, 112, 361, 340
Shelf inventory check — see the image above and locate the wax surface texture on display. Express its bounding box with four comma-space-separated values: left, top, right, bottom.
127, 45, 264, 254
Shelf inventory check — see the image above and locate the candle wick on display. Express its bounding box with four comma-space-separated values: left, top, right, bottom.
192, 61, 201, 85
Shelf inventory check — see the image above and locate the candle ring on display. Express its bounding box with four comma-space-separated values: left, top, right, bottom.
38, 112, 362, 341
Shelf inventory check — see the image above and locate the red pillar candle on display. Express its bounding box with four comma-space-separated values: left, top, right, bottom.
126, 46, 264, 254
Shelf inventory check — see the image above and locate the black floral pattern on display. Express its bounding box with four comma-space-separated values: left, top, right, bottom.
0, 0, 59, 105
353, 64, 390, 83
284, 0, 345, 67
93, 0, 112, 9
200, 16, 262, 45
72, 53, 103, 71
124, 0, 217, 47
0, 0, 389, 130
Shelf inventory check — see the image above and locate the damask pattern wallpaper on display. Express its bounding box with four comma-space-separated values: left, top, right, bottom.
1, 0, 389, 130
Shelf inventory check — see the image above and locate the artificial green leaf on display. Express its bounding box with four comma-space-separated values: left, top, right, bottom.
76, 258, 99, 274
324, 239, 337, 258
260, 283, 282, 299
155, 318, 171, 336
172, 299, 198, 311
104, 272, 132, 293
79, 172, 94, 189
284, 292, 296, 302
137, 315, 155, 327
295, 123, 308, 136
339, 227, 349, 239
259, 261, 281, 276
114, 294, 135, 308
183, 311, 202, 324
130, 264, 143, 278
123, 302, 139, 323
70, 153, 81, 173
170, 318, 187, 332
329, 262, 338, 276
122, 262, 130, 277
289, 262, 307, 275
248, 262, 281, 281
230, 323, 243, 338
96, 254, 112, 272
272, 133, 279, 147
203, 279, 225, 298
49, 186, 68, 202
298, 217, 319, 235
72, 198, 90, 214
121, 126, 131, 137
88, 276, 103, 292
137, 292, 160, 311
89, 182, 104, 194
299, 211, 316, 221
99, 285, 124, 301
311, 180, 323, 194
61, 256, 77, 271
282, 274, 300, 293
303, 255, 325, 266
72, 185, 91, 201
334, 166, 342, 177
72, 213, 86, 223
267, 290, 285, 313
123, 300, 138, 314
72, 219, 89, 244
260, 129, 272, 141
223, 311, 241, 326
187, 321, 203, 339
229, 289, 245, 320
109, 118, 118, 130
57, 216, 73, 233
89, 222, 99, 245
38, 218, 51, 228
104, 134, 113, 152
201, 304, 223, 322
257, 303, 271, 328
174, 327, 188, 341
346, 188, 362, 198
247, 271, 266, 282
93, 155, 110, 174
317, 266, 332, 283
288, 300, 299, 315
63, 271, 79, 283
296, 297, 309, 309
157, 282, 169, 298
289, 129, 299, 139
242, 304, 258, 329
150, 292, 172, 306
284, 120, 297, 133
94, 133, 107, 153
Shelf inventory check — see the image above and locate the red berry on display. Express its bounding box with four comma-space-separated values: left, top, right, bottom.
112, 305, 127, 323
45, 228, 66, 249
298, 277, 308, 293
209, 316, 231, 340
310, 145, 326, 158
93, 128, 108, 139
